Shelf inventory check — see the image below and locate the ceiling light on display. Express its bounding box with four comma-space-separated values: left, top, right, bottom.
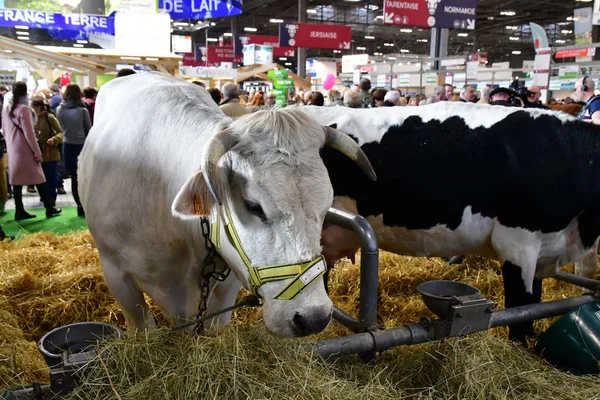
566, 16, 574, 21
561, 30, 573, 34
388, 56, 397, 60
173, 22, 189, 26
333, 49, 341, 53
365, 35, 375, 39
210, 22, 216, 26
146, 57, 159, 61
400, 28, 412, 33
577, 0, 592, 2
121, 56, 142, 60
244, 27, 257, 32
512, 50, 521, 55
285, 62, 292, 66
366, 4, 379, 10
206, 38, 218, 42
14, 25, 28, 29
375, 15, 383, 19
17, 36, 29, 40
270, 18, 284, 23
417, 39, 428, 42
383, 42, 394, 46
500, 11, 516, 16
77, 40, 88, 44
307, 9, 317, 14
400, 49, 410, 53
555, 39, 566, 44
223, 32, 232, 37
457, 33, 468, 37
3, 50, 12, 53
344, 0, 361, 2
505, 25, 518, 30
279, 57, 287, 60
73, 44, 84, 47
356, 46, 366, 50
509, 36, 519, 41
16, 31, 29, 36
466, 42, 474, 45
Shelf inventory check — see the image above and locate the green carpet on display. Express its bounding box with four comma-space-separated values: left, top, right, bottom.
0, 207, 88, 238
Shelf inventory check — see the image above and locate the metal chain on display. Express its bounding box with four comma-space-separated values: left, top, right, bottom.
194, 216, 231, 333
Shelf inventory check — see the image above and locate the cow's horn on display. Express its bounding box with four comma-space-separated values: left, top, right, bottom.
323, 126, 376, 181
201, 128, 238, 205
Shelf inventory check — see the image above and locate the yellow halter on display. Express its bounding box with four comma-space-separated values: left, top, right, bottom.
209, 204, 326, 300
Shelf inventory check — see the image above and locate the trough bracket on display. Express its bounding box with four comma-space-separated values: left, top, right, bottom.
447, 295, 495, 337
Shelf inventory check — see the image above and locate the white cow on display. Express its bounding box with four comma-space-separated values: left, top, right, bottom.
78, 73, 374, 337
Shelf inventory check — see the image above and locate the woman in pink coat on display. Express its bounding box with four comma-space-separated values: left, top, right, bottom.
1, 82, 61, 220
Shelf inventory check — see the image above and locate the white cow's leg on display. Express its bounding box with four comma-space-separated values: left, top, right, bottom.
205, 273, 243, 327
575, 239, 599, 279
102, 262, 156, 331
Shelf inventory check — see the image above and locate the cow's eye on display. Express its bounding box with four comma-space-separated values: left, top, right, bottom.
245, 200, 266, 221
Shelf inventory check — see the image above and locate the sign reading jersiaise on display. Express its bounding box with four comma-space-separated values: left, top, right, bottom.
0, 8, 114, 34
383, 0, 477, 30
279, 22, 351, 50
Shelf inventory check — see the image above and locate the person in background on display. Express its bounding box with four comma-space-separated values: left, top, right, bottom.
444, 84, 454, 100
116, 68, 136, 78
219, 82, 249, 118
57, 84, 91, 217
343, 89, 360, 108
478, 86, 491, 104
49, 84, 62, 111
489, 87, 518, 107
426, 86, 446, 104
263, 92, 277, 108
358, 78, 372, 108
207, 88, 222, 105
192, 81, 206, 88
246, 92, 265, 112
327, 90, 343, 106
82, 87, 97, 125
371, 89, 387, 107
31, 97, 63, 207
459, 85, 476, 102
524, 85, 547, 109
312, 91, 325, 107
573, 76, 600, 122
408, 96, 420, 106
303, 91, 314, 105
1, 82, 61, 220
383, 90, 401, 106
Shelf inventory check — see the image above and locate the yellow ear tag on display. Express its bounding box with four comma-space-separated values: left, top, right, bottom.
193, 195, 209, 216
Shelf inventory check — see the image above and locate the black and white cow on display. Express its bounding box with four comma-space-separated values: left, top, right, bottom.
301, 102, 600, 342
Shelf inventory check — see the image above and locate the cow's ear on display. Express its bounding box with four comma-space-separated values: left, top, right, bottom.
328, 123, 337, 129
172, 171, 214, 220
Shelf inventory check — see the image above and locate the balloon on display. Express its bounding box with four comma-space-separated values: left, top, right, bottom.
323, 74, 336, 90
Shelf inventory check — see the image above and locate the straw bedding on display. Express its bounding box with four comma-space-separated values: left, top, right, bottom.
1, 231, 598, 399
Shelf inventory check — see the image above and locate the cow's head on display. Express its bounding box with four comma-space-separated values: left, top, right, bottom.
172, 108, 375, 337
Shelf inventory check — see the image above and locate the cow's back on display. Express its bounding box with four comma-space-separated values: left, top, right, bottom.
79, 73, 227, 264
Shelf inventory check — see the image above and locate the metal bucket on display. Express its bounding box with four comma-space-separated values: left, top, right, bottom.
536, 301, 600, 375
417, 280, 482, 319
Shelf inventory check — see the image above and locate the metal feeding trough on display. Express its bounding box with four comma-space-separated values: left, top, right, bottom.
310, 208, 600, 361
417, 280, 482, 320
37, 322, 121, 395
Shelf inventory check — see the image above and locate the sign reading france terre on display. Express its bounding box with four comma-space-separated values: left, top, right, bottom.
383, 0, 478, 30
279, 22, 352, 50
0, 8, 114, 33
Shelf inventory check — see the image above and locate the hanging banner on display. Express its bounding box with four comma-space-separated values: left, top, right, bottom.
207, 46, 242, 63
279, 22, 351, 50
158, 0, 243, 20
234, 34, 295, 58
529, 22, 549, 50
0, 8, 114, 34
383, 0, 477, 30
574, 7, 594, 62
4, 0, 105, 15
555, 48, 596, 59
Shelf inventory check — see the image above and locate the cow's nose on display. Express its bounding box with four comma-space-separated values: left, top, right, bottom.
292, 309, 331, 336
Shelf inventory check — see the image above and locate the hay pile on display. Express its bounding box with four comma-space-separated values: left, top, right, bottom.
1, 231, 598, 398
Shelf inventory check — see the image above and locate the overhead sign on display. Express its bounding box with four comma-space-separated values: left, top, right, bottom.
5, 0, 105, 14
234, 34, 295, 57
158, 0, 243, 20
0, 8, 114, 34
555, 48, 596, 59
207, 46, 242, 63
279, 22, 352, 50
267, 70, 288, 80
383, 0, 477, 30
341, 54, 369, 73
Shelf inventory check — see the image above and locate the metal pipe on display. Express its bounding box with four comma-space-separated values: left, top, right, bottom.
489, 294, 596, 328
325, 208, 379, 328
311, 324, 432, 358
554, 271, 600, 292
332, 307, 361, 333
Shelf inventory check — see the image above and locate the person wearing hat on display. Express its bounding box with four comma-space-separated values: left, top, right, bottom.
489, 87, 522, 107
573, 76, 600, 122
